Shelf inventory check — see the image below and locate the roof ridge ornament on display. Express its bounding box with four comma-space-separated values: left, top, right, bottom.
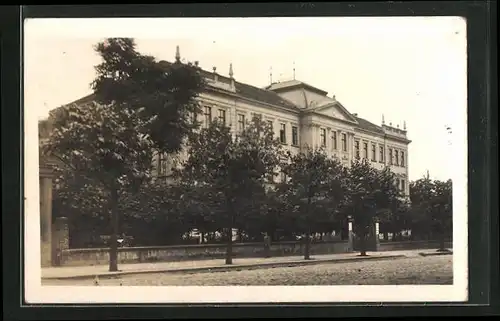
175, 45, 181, 62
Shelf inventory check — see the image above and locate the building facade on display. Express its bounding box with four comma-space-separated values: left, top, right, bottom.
48, 47, 411, 196
153, 48, 411, 196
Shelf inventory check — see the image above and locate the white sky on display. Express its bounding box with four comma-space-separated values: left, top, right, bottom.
24, 17, 467, 181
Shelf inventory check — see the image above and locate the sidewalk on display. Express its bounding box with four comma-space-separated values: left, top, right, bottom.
41, 250, 431, 280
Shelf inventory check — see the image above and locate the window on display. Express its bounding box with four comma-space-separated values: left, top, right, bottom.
158, 152, 169, 177
237, 114, 245, 132
341, 133, 347, 151
292, 126, 299, 146
266, 172, 275, 184
379, 145, 384, 163
204, 106, 212, 127
218, 109, 226, 125
332, 132, 338, 150
355, 140, 360, 159
395, 150, 399, 166
371, 143, 376, 161
389, 149, 393, 165
280, 123, 286, 144
401, 151, 405, 167
250, 112, 262, 122
267, 120, 274, 130
363, 142, 368, 159
189, 111, 197, 125
320, 128, 326, 147
401, 179, 406, 192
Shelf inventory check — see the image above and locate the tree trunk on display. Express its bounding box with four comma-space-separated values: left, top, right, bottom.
108, 188, 119, 272
304, 197, 312, 260
383, 232, 388, 241
304, 227, 312, 260
225, 227, 233, 264
438, 235, 446, 252
359, 227, 368, 256
264, 233, 271, 258
438, 225, 447, 252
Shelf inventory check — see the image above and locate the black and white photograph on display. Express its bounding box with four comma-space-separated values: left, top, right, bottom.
24, 17, 468, 303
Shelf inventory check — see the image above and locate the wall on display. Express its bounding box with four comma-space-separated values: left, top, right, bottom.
52, 217, 70, 266
57, 240, 351, 267
378, 240, 452, 252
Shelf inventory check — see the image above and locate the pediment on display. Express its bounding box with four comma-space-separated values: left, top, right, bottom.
311, 102, 358, 123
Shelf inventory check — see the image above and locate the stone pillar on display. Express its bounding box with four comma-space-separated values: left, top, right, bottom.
52, 217, 69, 266
347, 217, 355, 252
366, 220, 380, 251
39, 171, 53, 267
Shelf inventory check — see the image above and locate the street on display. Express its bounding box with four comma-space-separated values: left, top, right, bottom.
43, 254, 452, 286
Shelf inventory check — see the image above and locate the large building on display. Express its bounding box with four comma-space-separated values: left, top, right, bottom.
42, 46, 411, 196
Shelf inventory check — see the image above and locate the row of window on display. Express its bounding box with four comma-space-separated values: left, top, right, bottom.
201, 106, 302, 146
200, 106, 227, 127
388, 148, 406, 167
319, 128, 348, 152
276, 122, 299, 146
354, 140, 405, 167
200, 107, 406, 168
277, 172, 406, 192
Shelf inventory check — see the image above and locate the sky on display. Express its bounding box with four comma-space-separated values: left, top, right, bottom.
24, 17, 467, 182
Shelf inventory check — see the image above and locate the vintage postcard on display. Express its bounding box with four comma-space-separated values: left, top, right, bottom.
24, 16, 468, 303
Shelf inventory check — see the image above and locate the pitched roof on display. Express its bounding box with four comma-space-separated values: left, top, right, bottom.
159, 61, 299, 111
50, 61, 388, 135
354, 116, 385, 134
265, 80, 329, 96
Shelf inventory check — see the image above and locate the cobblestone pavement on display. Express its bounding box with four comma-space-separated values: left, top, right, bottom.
43, 255, 452, 286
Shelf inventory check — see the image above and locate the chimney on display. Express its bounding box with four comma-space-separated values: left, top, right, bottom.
194, 61, 199, 67
229, 63, 235, 90
352, 113, 358, 117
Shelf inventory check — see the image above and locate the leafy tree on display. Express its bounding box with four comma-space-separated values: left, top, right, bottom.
119, 181, 192, 246
378, 198, 412, 241
408, 177, 452, 249
409, 176, 437, 240
43, 101, 154, 271
44, 37, 205, 271
279, 148, 348, 260
178, 116, 284, 264
430, 179, 453, 251
346, 159, 401, 256
91, 38, 205, 154
51, 165, 110, 248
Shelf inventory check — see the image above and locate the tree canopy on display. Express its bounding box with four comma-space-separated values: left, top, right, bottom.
178, 116, 284, 263
44, 37, 206, 271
